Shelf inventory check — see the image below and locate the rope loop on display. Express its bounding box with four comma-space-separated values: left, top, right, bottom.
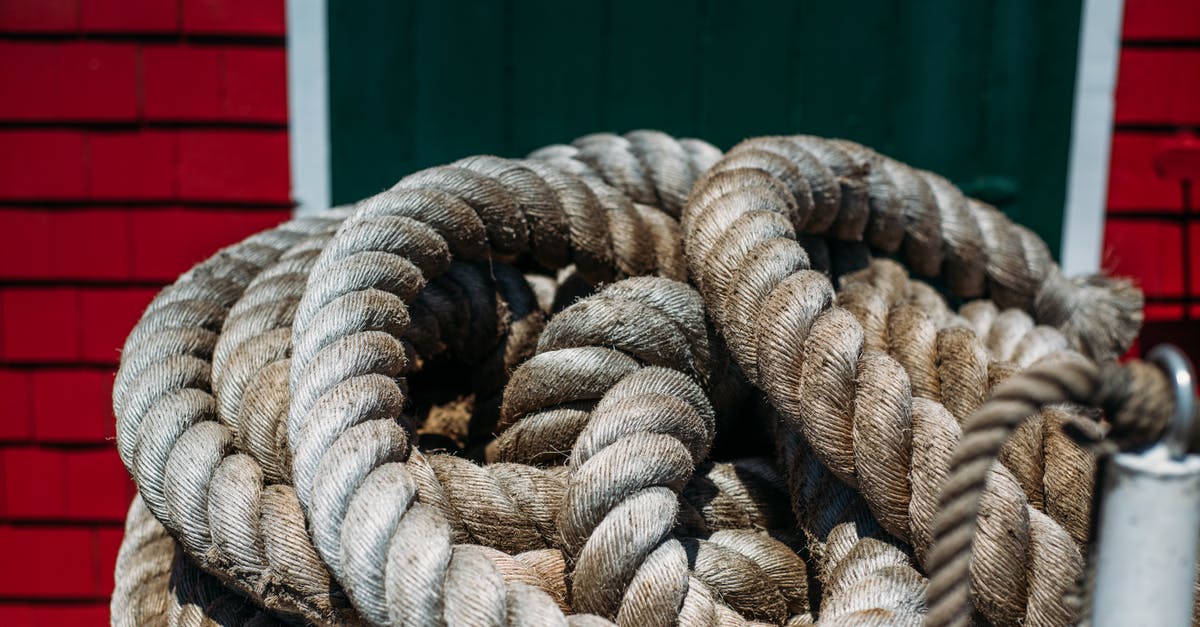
108, 130, 1166, 627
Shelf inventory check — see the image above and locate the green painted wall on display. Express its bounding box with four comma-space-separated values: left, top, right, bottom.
329, 0, 1082, 256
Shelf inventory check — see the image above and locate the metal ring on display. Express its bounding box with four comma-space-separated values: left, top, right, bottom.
1147, 344, 1198, 458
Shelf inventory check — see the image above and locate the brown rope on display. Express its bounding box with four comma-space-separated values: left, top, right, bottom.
839, 258, 1103, 548
682, 146, 1112, 624
108, 129, 1160, 627
111, 495, 287, 627
924, 358, 1177, 627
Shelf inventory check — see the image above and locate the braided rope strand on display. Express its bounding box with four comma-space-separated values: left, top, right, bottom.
107, 130, 1155, 627
683, 159, 1091, 624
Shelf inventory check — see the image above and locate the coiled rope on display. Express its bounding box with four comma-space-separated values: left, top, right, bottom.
110, 130, 1172, 626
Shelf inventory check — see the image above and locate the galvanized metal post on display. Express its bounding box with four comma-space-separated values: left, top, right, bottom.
1091, 345, 1200, 627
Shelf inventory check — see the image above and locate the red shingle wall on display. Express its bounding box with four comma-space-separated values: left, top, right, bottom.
1104, 1, 1200, 339
0, 2, 289, 623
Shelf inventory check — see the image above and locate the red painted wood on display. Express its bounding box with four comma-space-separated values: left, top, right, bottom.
1103, 219, 1184, 297
1124, 0, 1200, 40
89, 131, 178, 200
1144, 304, 1186, 321
1, 448, 68, 519
1108, 132, 1200, 212
1154, 132, 1200, 181
81, 0, 177, 33
0, 604, 109, 626
94, 526, 123, 594
0, 446, 134, 523
78, 288, 159, 364
0, 0, 78, 33
0, 370, 33, 442
0, 0, 286, 613
0, 132, 88, 200
31, 370, 113, 444
131, 208, 290, 279
178, 130, 290, 202
143, 45, 224, 121
0, 42, 139, 122
65, 451, 135, 521
51, 210, 135, 280
1192, 223, 1200, 296
0, 526, 106, 597
1115, 50, 1200, 126
182, 0, 285, 36
1108, 0, 1200, 331
0, 210, 137, 281
0, 211, 52, 279
143, 45, 289, 123
223, 47, 288, 123
0, 288, 81, 362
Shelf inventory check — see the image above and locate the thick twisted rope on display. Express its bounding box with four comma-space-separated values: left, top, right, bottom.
838, 259, 1101, 547
687, 135, 1141, 359
121, 243, 586, 621
772, 423, 926, 627
682, 158, 1098, 624
538, 281, 805, 623
498, 277, 924, 625
112, 212, 364, 623
112, 494, 177, 627
112, 130, 715, 619
114, 210, 563, 622
114, 136, 806, 619
527, 130, 723, 220
280, 135, 719, 623
925, 358, 1179, 627
110, 129, 1155, 627
767, 267, 1093, 626
111, 495, 284, 627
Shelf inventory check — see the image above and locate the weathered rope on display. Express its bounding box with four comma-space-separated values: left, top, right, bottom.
110, 142, 804, 623
279, 136, 718, 624
925, 358, 1180, 627
527, 130, 723, 221
681, 155, 1106, 623
496, 278, 826, 624
112, 494, 177, 627
109, 129, 1156, 627
121, 247, 578, 622
773, 422, 926, 627
686, 135, 1141, 360
111, 495, 284, 627
112, 212, 365, 623
838, 259, 1101, 547
110, 130, 720, 619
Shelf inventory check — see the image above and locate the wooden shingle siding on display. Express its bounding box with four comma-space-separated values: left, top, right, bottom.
0, 2, 289, 623
1104, 0, 1200, 330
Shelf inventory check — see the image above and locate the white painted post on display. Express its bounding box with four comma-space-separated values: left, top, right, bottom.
1061, 0, 1125, 275
286, 0, 331, 216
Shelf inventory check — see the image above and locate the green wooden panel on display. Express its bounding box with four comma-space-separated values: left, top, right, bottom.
509, 0, 607, 155
328, 0, 416, 202
786, 0, 900, 145
694, 0, 799, 145
411, 0, 512, 167
328, 0, 1082, 256
887, 1, 993, 177
1014, 0, 1085, 251
603, 0, 701, 135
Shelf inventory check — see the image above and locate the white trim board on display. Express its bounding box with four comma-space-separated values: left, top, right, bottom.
286, 0, 331, 216
1061, 0, 1124, 275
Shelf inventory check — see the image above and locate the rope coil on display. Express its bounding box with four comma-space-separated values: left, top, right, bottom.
109, 130, 1175, 627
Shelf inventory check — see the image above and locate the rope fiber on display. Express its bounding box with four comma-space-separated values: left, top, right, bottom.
108, 130, 1180, 627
